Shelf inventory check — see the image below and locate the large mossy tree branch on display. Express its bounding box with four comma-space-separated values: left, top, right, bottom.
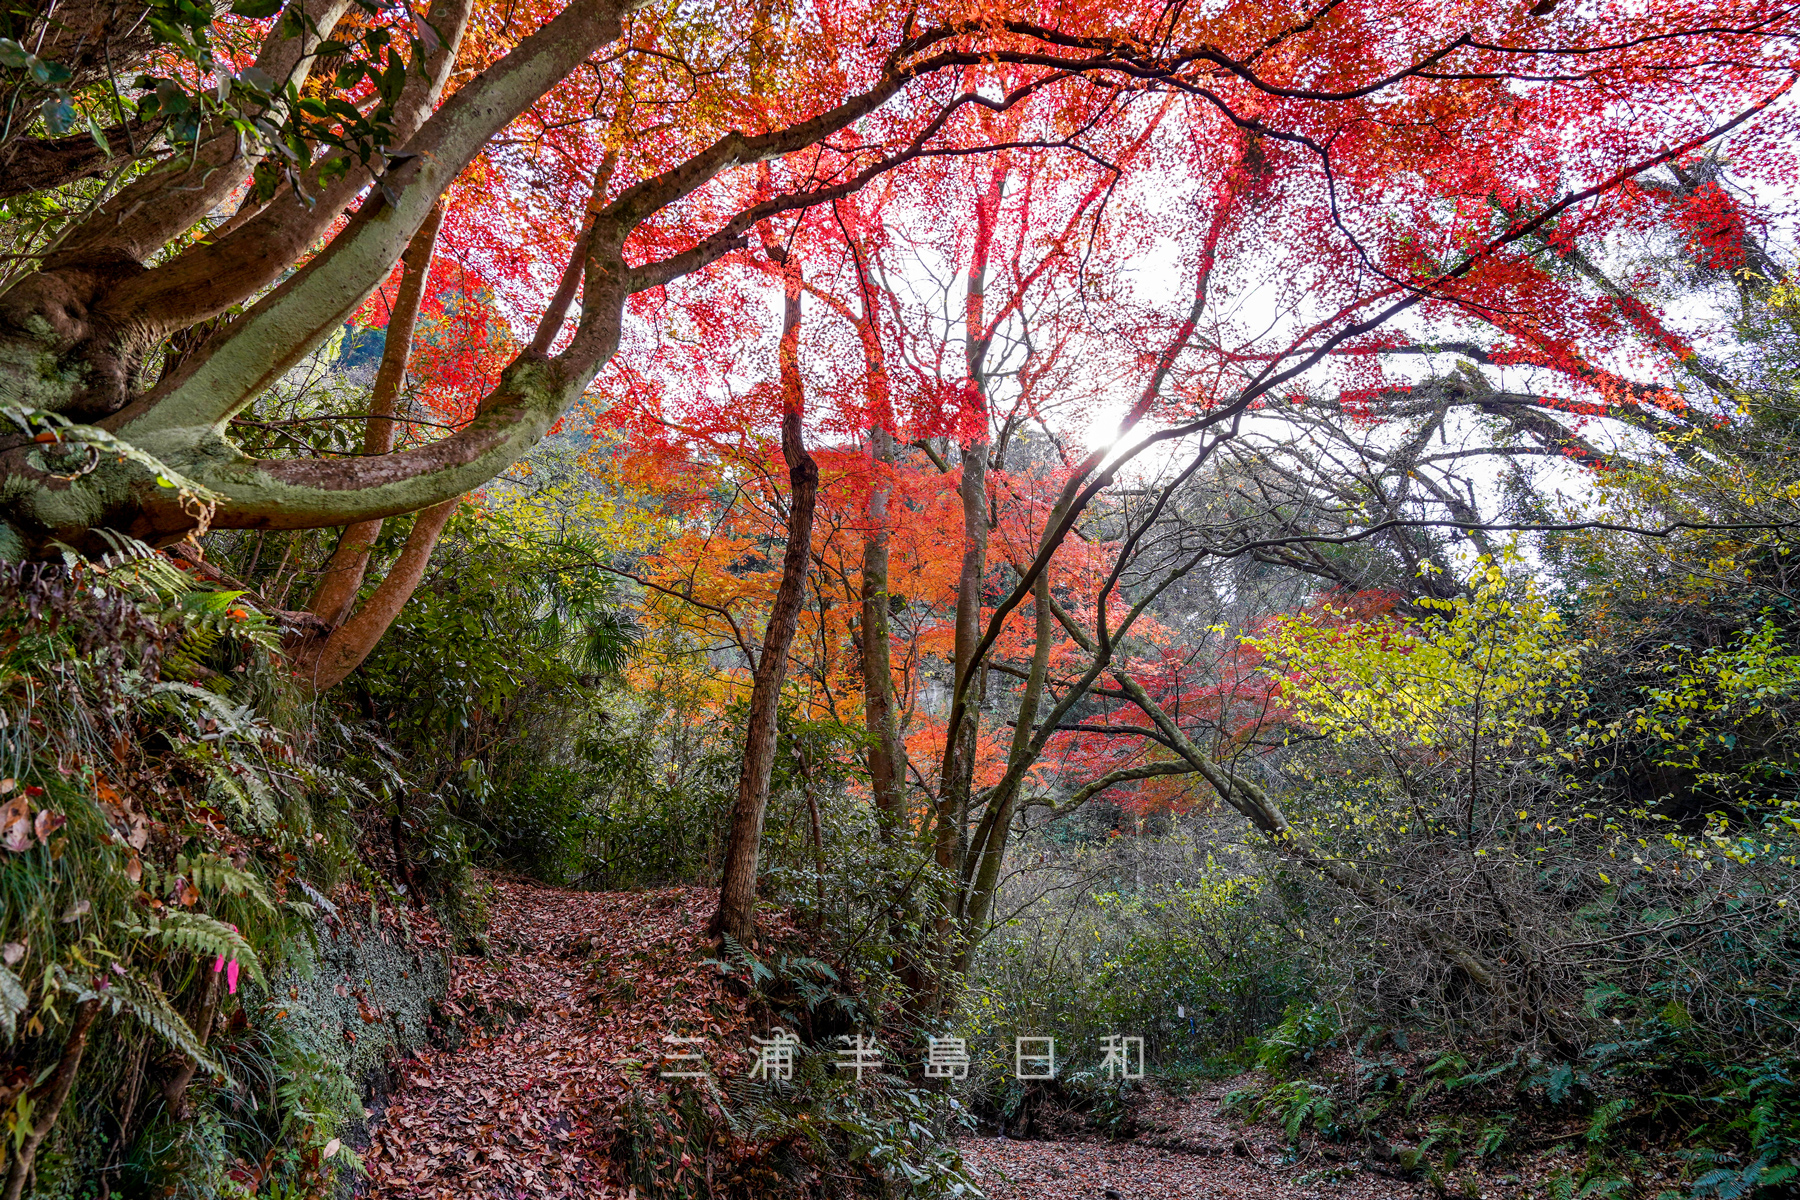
116, 0, 641, 444
47, 0, 356, 268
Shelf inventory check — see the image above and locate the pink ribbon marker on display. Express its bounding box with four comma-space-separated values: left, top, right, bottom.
213, 922, 241, 995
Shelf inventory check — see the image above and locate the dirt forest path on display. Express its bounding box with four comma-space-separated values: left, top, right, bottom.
359, 878, 1425, 1200
956, 1094, 1428, 1200
362, 879, 742, 1199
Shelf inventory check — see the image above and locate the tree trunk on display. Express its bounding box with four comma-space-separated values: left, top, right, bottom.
939, 437, 988, 886
861, 425, 905, 834
3, 998, 100, 1200
290, 498, 460, 692
935, 163, 1003, 894
956, 567, 1052, 967
306, 202, 446, 628
160, 968, 224, 1120
711, 263, 817, 944
923, 169, 1003, 1014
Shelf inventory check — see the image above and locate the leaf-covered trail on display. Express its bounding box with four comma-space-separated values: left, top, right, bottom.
362, 879, 743, 1199
956, 1089, 1431, 1200
361, 879, 1429, 1200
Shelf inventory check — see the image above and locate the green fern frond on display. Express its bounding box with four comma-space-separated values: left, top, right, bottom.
150, 912, 267, 988
145, 681, 261, 731
178, 854, 274, 911
178, 588, 281, 651
1586, 1096, 1633, 1144
719, 935, 773, 986
95, 535, 201, 602
781, 954, 839, 983
180, 589, 243, 616
204, 766, 281, 830
80, 973, 229, 1082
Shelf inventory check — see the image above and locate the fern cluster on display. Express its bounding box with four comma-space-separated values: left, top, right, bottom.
0, 548, 365, 1198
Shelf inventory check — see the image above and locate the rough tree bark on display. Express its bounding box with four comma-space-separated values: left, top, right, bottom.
861, 425, 905, 833
711, 257, 818, 943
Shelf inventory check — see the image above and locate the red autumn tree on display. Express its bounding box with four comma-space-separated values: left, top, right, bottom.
589, 0, 1797, 952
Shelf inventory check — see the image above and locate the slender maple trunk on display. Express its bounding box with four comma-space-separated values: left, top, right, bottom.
920, 169, 1002, 1018
939, 438, 988, 888
937, 167, 1003, 903
837, 199, 907, 838
955, 568, 1052, 969
3, 998, 100, 1200
306, 201, 446, 628
936, 173, 1008, 892
861, 425, 905, 835
712, 264, 817, 944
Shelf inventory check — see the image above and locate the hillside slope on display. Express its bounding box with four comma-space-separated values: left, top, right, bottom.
358, 879, 1436, 1200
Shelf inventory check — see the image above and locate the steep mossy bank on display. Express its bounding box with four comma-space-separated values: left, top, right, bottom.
22, 905, 453, 1200
0, 556, 472, 1199
287, 905, 453, 1194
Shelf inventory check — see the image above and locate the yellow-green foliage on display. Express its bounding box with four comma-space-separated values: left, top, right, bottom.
1632, 617, 1800, 772
1576, 615, 1800, 869
1248, 559, 1587, 756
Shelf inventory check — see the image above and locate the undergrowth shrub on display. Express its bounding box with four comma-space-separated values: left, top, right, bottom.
1221, 1021, 1800, 1199
614, 1068, 979, 1199
967, 839, 1303, 1087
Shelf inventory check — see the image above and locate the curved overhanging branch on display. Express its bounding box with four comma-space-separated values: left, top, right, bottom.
46, 0, 356, 268
165, 350, 601, 537
111, 0, 647, 445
